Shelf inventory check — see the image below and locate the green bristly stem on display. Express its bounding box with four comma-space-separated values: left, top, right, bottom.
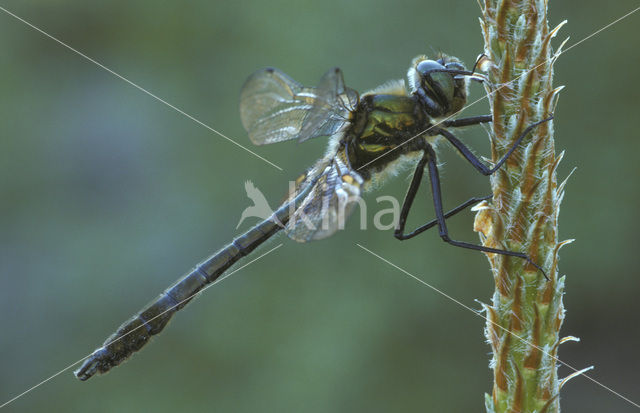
475, 1, 569, 412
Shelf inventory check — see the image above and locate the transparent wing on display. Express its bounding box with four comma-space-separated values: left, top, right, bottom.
239, 67, 358, 145
298, 67, 359, 143
285, 154, 363, 242
240, 68, 315, 145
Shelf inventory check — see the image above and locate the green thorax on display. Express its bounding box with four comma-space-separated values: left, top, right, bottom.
345, 93, 430, 176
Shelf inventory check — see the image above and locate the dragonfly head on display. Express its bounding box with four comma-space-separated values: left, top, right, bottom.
408, 55, 469, 118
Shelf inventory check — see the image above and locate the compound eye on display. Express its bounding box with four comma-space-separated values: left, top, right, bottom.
416, 60, 445, 76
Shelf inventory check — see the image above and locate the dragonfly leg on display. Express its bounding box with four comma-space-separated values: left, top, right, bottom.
393, 148, 492, 241
394, 151, 428, 240
441, 115, 492, 128
394, 150, 491, 240
434, 116, 553, 175
394, 195, 491, 240
423, 144, 547, 278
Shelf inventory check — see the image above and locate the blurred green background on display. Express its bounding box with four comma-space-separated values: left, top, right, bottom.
1, 1, 639, 412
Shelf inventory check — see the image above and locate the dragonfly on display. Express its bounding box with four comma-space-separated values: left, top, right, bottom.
75, 54, 551, 380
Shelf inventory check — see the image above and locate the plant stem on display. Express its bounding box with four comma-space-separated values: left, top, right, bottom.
475, 1, 568, 412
